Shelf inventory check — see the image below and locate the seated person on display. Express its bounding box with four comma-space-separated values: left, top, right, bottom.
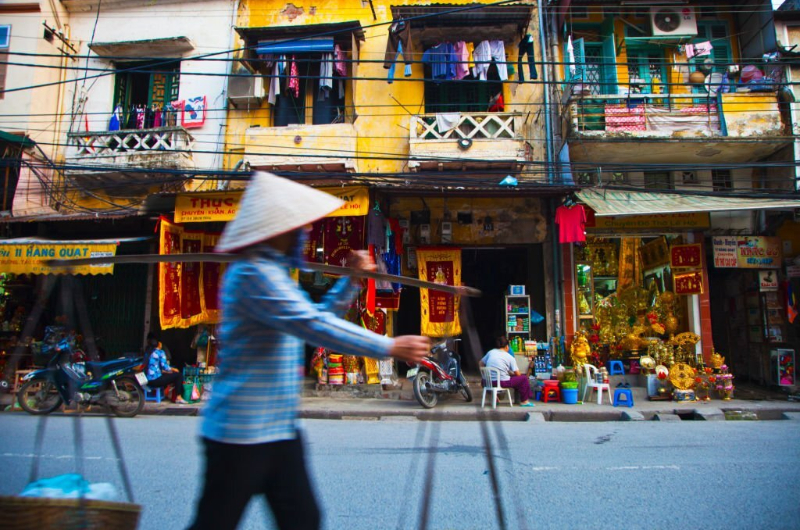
145, 336, 186, 404
480, 336, 534, 407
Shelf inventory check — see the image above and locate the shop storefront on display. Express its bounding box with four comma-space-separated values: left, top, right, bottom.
560, 203, 718, 400
0, 238, 140, 391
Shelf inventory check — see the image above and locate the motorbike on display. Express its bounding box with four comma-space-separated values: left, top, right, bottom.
407, 342, 473, 409
17, 337, 146, 418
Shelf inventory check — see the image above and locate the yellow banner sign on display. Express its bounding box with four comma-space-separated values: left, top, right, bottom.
174, 186, 369, 223
0, 242, 117, 275
417, 247, 462, 337
592, 212, 710, 230
174, 193, 241, 223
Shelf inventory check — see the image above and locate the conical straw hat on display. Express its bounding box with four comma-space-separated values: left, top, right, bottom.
215, 172, 344, 253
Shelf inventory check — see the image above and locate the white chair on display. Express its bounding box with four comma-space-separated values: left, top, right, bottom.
582, 364, 611, 405
480, 367, 514, 409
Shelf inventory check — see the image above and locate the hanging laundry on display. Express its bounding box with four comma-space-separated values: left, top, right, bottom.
144, 106, 155, 129
435, 112, 461, 131
125, 106, 137, 130
334, 44, 347, 76
319, 53, 334, 100
387, 41, 413, 83
135, 106, 145, 129
454, 41, 470, 80
466, 41, 475, 70
288, 55, 300, 98
383, 19, 413, 70
153, 106, 162, 128
517, 34, 538, 82
108, 106, 122, 131
268, 61, 281, 105
567, 36, 576, 77
421, 42, 457, 81
472, 40, 508, 81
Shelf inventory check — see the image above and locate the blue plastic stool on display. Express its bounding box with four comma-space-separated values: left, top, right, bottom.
144, 386, 162, 403
613, 388, 633, 408
607, 360, 625, 376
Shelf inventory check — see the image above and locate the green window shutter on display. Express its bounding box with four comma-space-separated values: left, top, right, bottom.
601, 19, 618, 95
572, 38, 586, 82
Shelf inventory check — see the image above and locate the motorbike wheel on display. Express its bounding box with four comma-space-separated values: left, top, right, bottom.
108, 377, 145, 418
459, 374, 473, 403
17, 379, 63, 415
413, 371, 439, 409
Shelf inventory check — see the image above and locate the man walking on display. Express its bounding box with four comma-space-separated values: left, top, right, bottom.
188, 172, 429, 530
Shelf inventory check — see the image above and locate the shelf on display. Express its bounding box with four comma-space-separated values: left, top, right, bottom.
506, 295, 529, 298
578, 315, 594, 319
508, 330, 530, 334
594, 276, 617, 281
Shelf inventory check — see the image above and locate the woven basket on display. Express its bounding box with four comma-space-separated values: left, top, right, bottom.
0, 496, 141, 530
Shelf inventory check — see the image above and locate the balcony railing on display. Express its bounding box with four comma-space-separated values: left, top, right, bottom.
410, 112, 520, 141
67, 127, 194, 158
567, 93, 784, 139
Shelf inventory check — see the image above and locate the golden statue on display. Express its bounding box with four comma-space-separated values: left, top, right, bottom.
710, 351, 726, 369
570, 331, 591, 368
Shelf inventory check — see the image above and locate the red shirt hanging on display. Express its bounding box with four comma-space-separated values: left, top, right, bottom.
555, 204, 587, 243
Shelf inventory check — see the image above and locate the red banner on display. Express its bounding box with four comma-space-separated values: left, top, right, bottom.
417, 247, 462, 337
670, 243, 703, 269
158, 218, 223, 330
674, 271, 704, 295
323, 216, 365, 268
180, 232, 204, 319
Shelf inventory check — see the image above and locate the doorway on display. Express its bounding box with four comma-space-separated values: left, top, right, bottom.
396, 246, 546, 374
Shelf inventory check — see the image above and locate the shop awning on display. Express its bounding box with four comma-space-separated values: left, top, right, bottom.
89, 36, 195, 59
0, 238, 127, 275
256, 37, 334, 55
577, 188, 800, 217
0, 130, 35, 148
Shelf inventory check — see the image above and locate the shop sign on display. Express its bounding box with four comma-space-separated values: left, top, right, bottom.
174, 192, 241, 223
0, 242, 117, 275
416, 247, 462, 337
759, 270, 779, 292
588, 211, 710, 230
674, 271, 704, 295
639, 237, 669, 269
670, 243, 703, 269
713, 236, 783, 269
174, 186, 369, 223
786, 264, 800, 278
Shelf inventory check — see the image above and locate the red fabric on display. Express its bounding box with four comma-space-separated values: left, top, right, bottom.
366, 244, 376, 313
387, 218, 404, 255
488, 93, 505, 112
555, 205, 587, 243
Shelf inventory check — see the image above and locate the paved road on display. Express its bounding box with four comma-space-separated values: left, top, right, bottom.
1, 414, 799, 530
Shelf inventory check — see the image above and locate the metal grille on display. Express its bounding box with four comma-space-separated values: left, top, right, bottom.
584, 46, 603, 95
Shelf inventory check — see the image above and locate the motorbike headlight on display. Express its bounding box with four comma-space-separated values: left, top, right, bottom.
22, 372, 36, 381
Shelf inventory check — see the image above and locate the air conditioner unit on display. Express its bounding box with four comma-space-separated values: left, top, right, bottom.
227, 76, 265, 108
650, 6, 698, 38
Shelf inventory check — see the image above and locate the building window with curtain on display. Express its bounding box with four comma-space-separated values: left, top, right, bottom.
113, 61, 181, 130
256, 37, 349, 127
712, 169, 732, 191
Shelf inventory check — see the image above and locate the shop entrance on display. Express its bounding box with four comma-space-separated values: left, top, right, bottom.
396, 246, 545, 374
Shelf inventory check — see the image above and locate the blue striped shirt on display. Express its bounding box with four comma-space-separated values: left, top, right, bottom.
200, 245, 393, 444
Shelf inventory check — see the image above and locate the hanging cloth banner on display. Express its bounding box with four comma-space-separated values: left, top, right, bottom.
158, 219, 225, 329
0, 241, 118, 275
174, 186, 369, 223
416, 247, 462, 337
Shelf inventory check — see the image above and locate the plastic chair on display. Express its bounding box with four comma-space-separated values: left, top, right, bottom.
613, 388, 634, 408
480, 367, 514, 409
607, 360, 625, 376
582, 364, 611, 405
542, 380, 561, 403
144, 386, 162, 403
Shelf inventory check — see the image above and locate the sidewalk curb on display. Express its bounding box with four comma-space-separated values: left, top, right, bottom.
694, 408, 725, 421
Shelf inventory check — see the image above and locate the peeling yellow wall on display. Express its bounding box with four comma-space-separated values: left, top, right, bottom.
225, 0, 545, 183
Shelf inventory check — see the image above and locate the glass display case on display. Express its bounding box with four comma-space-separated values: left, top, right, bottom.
575, 261, 618, 331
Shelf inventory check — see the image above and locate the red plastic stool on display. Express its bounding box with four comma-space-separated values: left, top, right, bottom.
542, 381, 561, 403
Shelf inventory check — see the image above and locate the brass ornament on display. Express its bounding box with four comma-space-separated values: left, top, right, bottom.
669, 362, 696, 390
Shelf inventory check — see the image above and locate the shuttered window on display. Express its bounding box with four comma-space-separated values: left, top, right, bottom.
0, 25, 9, 100
113, 61, 181, 120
